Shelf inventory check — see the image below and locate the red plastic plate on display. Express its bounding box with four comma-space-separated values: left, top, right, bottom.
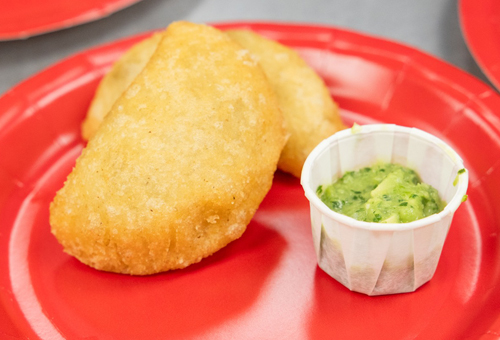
1, 22, 500, 340
459, 0, 500, 91
0, 0, 142, 41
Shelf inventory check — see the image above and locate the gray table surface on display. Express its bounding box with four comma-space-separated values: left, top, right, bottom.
0, 0, 494, 96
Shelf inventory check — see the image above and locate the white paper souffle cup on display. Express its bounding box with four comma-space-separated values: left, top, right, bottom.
301, 124, 469, 296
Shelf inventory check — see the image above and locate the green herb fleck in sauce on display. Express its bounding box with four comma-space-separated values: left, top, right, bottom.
351, 123, 362, 134
454, 168, 466, 186
317, 163, 446, 223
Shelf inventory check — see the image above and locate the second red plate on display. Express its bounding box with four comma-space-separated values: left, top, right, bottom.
459, 0, 500, 91
0, 0, 142, 40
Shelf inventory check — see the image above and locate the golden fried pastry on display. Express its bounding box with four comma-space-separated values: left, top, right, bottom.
81, 26, 344, 177
50, 21, 286, 275
226, 29, 345, 177
81, 32, 162, 141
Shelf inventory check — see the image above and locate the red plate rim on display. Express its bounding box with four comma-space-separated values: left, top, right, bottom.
1, 21, 500, 339
4, 19, 497, 101
0, 0, 142, 41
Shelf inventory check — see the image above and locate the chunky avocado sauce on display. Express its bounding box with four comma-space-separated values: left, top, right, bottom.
317, 163, 445, 223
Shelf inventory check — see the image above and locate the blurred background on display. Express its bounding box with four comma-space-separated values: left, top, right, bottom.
0, 0, 494, 95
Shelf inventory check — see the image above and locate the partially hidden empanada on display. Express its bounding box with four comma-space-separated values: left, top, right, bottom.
81, 32, 162, 141
226, 29, 345, 178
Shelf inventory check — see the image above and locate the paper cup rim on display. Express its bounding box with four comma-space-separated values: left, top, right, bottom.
301, 124, 469, 231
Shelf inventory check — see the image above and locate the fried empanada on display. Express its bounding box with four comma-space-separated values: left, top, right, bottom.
226, 29, 345, 177
50, 21, 286, 275
81, 27, 344, 178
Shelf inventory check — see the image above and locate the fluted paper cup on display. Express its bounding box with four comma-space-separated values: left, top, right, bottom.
301, 124, 468, 296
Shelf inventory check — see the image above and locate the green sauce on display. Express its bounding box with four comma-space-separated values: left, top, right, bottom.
317, 163, 446, 223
